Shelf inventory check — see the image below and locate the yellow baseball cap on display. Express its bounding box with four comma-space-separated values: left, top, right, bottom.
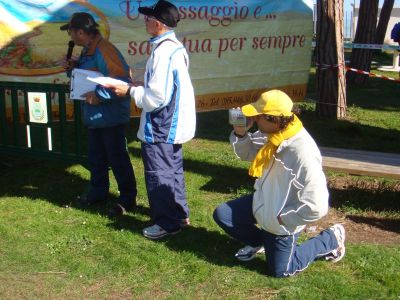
241, 90, 293, 117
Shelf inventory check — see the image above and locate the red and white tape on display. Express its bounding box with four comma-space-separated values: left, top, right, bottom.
345, 67, 400, 83
315, 63, 400, 83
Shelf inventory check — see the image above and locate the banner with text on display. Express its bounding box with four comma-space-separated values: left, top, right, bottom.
0, 0, 313, 119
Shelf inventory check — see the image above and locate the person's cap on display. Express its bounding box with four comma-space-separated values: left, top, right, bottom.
138, 0, 180, 28
60, 12, 99, 31
241, 90, 293, 117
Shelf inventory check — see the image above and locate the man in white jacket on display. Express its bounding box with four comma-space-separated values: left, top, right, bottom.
213, 90, 345, 277
106, 0, 196, 239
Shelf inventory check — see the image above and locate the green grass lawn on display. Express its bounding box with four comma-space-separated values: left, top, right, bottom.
1, 61, 399, 298
1, 141, 399, 299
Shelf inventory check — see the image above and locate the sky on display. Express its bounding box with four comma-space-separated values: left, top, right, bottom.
312, 0, 400, 38
314, 0, 400, 12
349, 0, 400, 9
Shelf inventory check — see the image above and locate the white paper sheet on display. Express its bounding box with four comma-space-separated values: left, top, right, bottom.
87, 76, 128, 86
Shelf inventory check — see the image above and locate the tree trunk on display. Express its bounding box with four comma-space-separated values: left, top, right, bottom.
346, 0, 379, 85
375, 0, 394, 44
315, 0, 346, 119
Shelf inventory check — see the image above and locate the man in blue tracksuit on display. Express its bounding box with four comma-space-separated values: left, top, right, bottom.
107, 0, 196, 239
61, 12, 137, 217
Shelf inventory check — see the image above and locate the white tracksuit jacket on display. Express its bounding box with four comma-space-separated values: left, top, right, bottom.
130, 31, 196, 144
230, 128, 329, 236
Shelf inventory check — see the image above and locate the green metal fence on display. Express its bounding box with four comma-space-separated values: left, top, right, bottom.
0, 81, 87, 165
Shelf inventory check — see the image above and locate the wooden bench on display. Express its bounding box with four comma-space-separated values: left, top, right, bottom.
320, 147, 400, 180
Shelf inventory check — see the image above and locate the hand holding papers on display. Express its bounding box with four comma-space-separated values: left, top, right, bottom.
70, 68, 128, 100
102, 80, 145, 97
104, 83, 131, 97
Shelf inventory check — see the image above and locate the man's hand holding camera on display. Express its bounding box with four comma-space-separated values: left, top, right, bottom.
230, 107, 253, 138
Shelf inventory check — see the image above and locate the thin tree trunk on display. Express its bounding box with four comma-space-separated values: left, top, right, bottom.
347, 0, 379, 85
375, 0, 394, 44
315, 0, 346, 119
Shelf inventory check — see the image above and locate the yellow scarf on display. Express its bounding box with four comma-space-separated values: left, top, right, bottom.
248, 115, 303, 178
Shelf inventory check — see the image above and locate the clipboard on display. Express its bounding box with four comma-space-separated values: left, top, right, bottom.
70, 68, 103, 100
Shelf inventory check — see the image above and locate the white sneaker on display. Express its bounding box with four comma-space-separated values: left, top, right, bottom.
326, 224, 346, 263
142, 224, 181, 240
235, 245, 265, 261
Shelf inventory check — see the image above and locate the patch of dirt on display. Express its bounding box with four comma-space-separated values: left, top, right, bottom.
304, 176, 400, 245
307, 209, 400, 245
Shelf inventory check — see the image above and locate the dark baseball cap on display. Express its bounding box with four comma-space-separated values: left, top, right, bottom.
138, 0, 180, 28
60, 12, 99, 31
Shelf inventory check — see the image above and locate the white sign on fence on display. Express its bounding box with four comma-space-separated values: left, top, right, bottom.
28, 92, 48, 124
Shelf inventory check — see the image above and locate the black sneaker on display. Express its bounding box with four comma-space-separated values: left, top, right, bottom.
108, 203, 127, 218
77, 195, 105, 208
235, 245, 265, 261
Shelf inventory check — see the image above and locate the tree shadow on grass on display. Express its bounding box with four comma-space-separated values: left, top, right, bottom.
163, 225, 267, 275
107, 215, 267, 276
184, 158, 253, 194
300, 110, 400, 154
1, 156, 265, 274
307, 66, 400, 113
346, 215, 400, 234
328, 183, 400, 213
0, 157, 86, 206
0, 158, 265, 274
128, 145, 253, 194
328, 181, 400, 234
0, 155, 151, 217
346, 78, 400, 112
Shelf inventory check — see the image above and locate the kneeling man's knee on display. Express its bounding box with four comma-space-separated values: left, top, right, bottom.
213, 203, 231, 227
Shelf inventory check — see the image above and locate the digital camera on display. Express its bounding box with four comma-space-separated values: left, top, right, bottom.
228, 109, 248, 126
